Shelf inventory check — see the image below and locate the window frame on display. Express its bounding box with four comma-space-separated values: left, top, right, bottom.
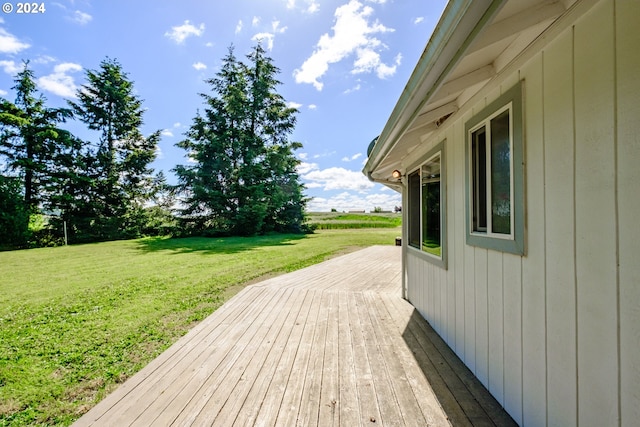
464, 82, 525, 255
406, 140, 447, 269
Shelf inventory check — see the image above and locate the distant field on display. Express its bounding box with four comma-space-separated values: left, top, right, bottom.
0, 228, 399, 426
306, 211, 401, 229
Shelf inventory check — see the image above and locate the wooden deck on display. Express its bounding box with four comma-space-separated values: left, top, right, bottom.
74, 246, 516, 426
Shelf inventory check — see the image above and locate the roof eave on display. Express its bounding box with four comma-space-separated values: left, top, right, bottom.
363, 0, 506, 181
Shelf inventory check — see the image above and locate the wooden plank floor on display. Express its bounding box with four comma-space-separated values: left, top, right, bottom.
74, 246, 516, 427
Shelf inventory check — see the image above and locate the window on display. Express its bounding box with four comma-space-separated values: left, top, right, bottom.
465, 83, 524, 255
407, 141, 446, 268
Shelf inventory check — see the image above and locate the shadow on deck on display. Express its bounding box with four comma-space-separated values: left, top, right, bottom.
74, 245, 515, 426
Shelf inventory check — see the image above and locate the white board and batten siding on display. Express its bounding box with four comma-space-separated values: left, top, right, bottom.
403, 0, 640, 425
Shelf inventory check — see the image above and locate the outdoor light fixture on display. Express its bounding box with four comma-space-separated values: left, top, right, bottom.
392, 169, 402, 179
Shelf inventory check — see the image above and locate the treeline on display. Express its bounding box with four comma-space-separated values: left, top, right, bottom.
0, 44, 308, 250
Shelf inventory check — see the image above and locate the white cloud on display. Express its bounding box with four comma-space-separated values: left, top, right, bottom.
298, 152, 309, 160
192, 62, 207, 71
302, 166, 375, 192
161, 129, 174, 137
33, 55, 56, 64
173, 122, 182, 128
313, 150, 336, 159
165, 20, 205, 44
414, 17, 425, 24
352, 50, 401, 79
0, 89, 7, 96
287, 0, 319, 13
342, 153, 363, 162
293, 0, 395, 90
252, 20, 287, 51
343, 83, 361, 94
297, 161, 318, 174
308, 104, 317, 110
252, 32, 275, 50
0, 60, 22, 75
272, 21, 287, 34
37, 62, 82, 98
73, 10, 92, 25
287, 101, 303, 109
235, 20, 243, 34
205, 42, 214, 48
0, 28, 30, 54
252, 16, 260, 27
155, 146, 164, 160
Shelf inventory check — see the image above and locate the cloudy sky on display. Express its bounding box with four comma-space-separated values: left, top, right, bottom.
0, 0, 446, 212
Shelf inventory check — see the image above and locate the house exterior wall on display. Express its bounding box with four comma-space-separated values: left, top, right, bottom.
402, 1, 639, 425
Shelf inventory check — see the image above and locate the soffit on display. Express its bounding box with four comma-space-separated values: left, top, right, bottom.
367, 0, 576, 183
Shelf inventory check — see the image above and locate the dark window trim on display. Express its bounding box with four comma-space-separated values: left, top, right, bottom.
406, 140, 447, 269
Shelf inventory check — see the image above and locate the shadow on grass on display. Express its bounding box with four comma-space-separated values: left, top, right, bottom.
135, 233, 308, 255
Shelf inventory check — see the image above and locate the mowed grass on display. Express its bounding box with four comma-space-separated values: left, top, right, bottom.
0, 228, 399, 426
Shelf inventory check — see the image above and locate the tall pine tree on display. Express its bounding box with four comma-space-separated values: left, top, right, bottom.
70, 58, 160, 240
175, 44, 306, 236
0, 62, 74, 211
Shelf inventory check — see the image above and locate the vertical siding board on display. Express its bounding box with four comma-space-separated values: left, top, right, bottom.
420, 255, 425, 317
443, 263, 450, 345
431, 263, 439, 334
487, 250, 504, 404
454, 118, 466, 359
543, 28, 578, 426
462, 107, 476, 373
423, 258, 429, 323
446, 129, 456, 349
475, 249, 489, 388
520, 56, 548, 427
464, 247, 476, 374
616, 1, 640, 425
502, 254, 523, 424
439, 264, 445, 337
574, 0, 619, 424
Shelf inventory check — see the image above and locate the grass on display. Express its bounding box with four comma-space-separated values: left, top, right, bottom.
307, 212, 401, 229
0, 228, 399, 426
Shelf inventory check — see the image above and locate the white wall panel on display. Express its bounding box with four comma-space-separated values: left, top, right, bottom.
401, 1, 638, 425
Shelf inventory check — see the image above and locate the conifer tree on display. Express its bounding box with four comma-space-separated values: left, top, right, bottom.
175, 44, 307, 236
70, 58, 160, 240
0, 62, 74, 211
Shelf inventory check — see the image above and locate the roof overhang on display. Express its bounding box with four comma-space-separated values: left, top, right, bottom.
364, 0, 574, 189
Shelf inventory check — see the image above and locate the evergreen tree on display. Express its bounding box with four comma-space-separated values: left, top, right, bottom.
69, 58, 160, 240
0, 62, 74, 211
175, 47, 245, 233
175, 44, 307, 236
247, 45, 307, 233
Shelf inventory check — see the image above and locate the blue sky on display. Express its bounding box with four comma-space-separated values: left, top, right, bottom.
0, 0, 447, 212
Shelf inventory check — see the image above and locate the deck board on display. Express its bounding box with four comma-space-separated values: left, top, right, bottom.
74, 246, 516, 427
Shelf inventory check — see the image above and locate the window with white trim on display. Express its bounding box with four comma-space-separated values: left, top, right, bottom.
407, 141, 446, 268
465, 83, 524, 255
470, 106, 512, 237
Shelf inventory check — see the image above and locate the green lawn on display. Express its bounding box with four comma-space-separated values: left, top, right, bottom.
0, 228, 399, 426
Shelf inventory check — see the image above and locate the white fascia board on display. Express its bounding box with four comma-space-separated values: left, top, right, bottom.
363, 0, 506, 181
